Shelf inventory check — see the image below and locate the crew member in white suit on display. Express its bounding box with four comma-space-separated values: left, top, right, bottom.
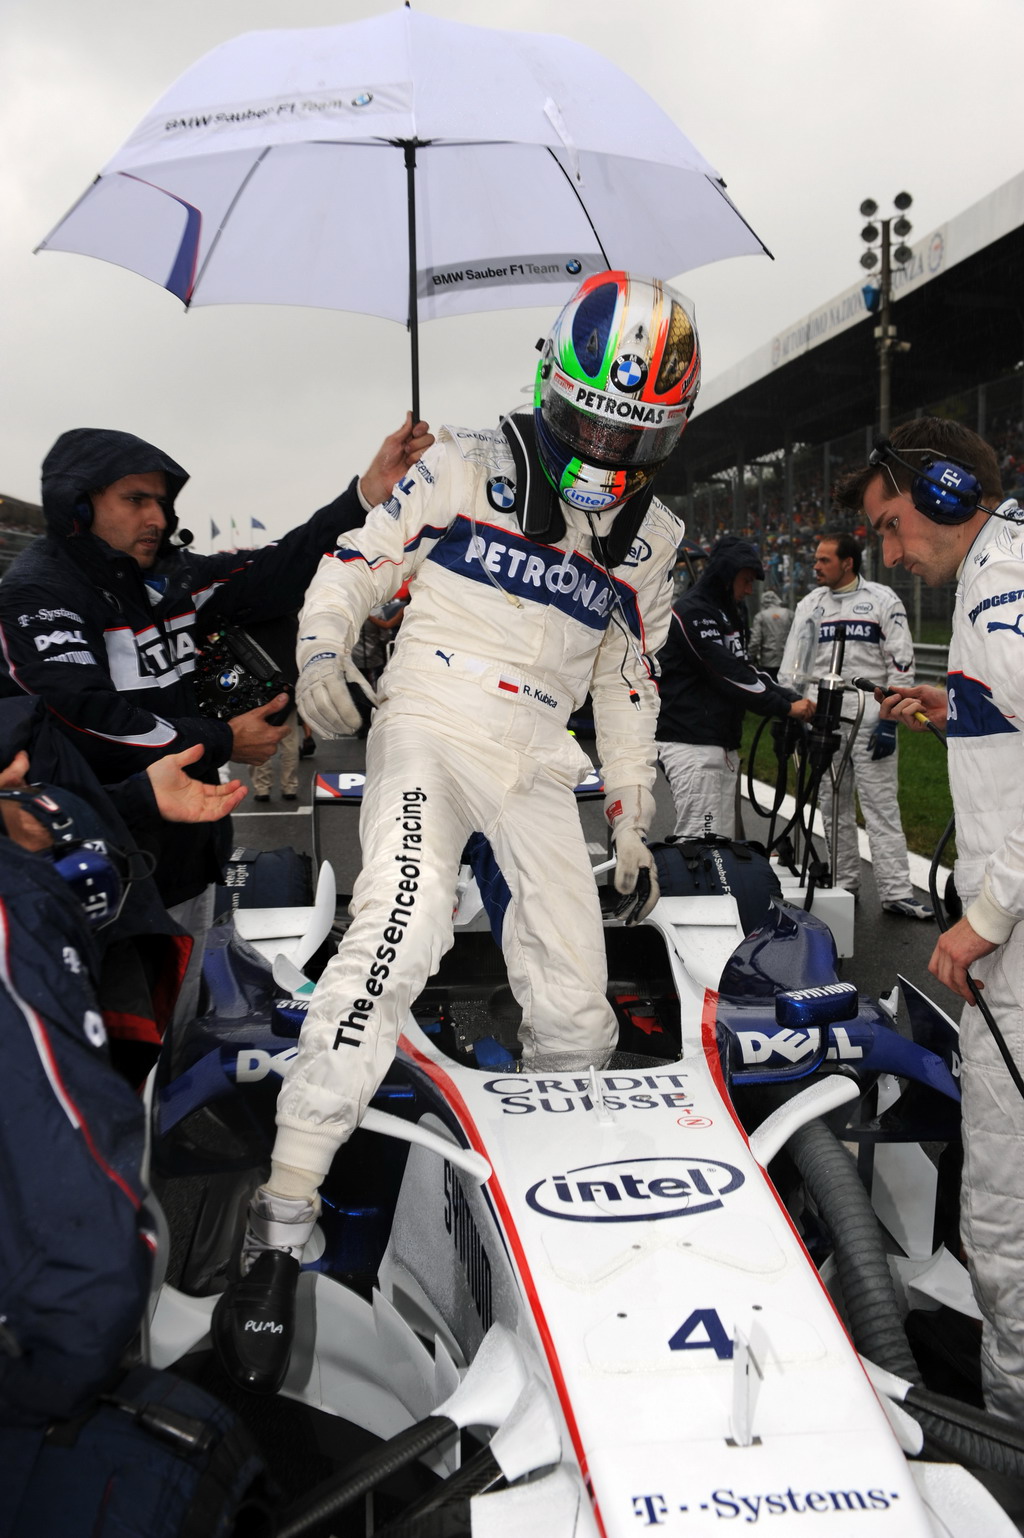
843, 418, 1024, 1420
778, 531, 930, 918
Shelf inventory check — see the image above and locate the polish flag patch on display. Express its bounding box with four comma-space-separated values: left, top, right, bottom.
498, 676, 520, 694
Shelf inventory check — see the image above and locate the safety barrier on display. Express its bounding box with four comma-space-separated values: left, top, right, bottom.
913, 642, 948, 684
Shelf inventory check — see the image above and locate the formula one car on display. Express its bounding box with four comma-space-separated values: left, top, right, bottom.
145, 840, 1024, 1537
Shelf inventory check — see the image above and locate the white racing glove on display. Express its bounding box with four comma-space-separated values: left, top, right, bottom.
606, 784, 659, 925
295, 650, 363, 738
296, 603, 386, 737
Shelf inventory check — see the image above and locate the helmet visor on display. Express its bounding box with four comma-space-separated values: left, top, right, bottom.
542, 366, 686, 468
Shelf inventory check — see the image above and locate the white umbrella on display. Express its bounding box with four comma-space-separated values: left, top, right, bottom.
38, 7, 769, 416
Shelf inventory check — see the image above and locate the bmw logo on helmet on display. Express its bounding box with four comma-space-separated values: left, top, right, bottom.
565, 259, 582, 275
611, 353, 648, 393
486, 476, 517, 511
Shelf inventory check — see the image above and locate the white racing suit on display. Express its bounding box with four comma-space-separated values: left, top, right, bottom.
657, 740, 738, 839
748, 590, 793, 673
945, 515, 1024, 1419
779, 576, 916, 902
273, 423, 679, 1181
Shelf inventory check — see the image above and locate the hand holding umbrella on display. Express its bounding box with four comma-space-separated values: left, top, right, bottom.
359, 411, 434, 509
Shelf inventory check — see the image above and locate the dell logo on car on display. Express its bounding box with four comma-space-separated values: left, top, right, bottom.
525, 1156, 743, 1222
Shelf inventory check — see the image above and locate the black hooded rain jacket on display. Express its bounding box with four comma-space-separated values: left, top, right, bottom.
0, 429, 366, 903
656, 536, 798, 750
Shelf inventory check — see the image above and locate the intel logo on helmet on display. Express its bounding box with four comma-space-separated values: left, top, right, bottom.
526, 1156, 744, 1222
563, 487, 617, 511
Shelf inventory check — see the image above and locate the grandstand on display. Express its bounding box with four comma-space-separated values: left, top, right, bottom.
662, 169, 1024, 637
0, 493, 43, 577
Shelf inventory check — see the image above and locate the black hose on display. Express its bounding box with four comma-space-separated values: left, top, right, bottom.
745, 717, 810, 858
275, 1414, 458, 1538
907, 1383, 1024, 1467
796, 778, 822, 900
789, 1120, 920, 1382
371, 1507, 471, 1538
788, 1118, 1024, 1479
745, 716, 781, 822
927, 811, 955, 926
778, 749, 812, 857
929, 811, 1024, 1105
375, 1444, 503, 1535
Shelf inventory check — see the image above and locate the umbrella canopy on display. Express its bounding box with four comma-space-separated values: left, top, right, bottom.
39, 8, 769, 412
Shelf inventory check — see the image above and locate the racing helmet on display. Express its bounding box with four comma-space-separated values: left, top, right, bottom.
534, 272, 701, 515
0, 786, 130, 930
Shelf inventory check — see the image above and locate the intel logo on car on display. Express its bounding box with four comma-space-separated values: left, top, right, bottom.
563, 487, 617, 511
525, 1157, 744, 1222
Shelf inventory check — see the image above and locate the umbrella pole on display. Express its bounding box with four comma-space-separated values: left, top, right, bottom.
404, 141, 421, 425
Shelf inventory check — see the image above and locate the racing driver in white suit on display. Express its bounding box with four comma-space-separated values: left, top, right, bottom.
213, 272, 701, 1392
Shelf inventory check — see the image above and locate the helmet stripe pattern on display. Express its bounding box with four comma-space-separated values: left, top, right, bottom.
535, 271, 701, 513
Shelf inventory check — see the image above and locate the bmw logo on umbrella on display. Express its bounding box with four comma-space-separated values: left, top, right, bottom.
487, 476, 516, 511
565, 259, 582, 275
611, 354, 647, 393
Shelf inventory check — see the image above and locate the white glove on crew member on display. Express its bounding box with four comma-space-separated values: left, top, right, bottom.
606, 784, 660, 925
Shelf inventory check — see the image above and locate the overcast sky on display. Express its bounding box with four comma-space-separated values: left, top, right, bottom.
4, 0, 1023, 547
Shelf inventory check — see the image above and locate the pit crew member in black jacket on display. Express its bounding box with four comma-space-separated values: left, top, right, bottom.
0, 797, 267, 1537
0, 416, 432, 1021
656, 536, 814, 838
0, 694, 246, 1082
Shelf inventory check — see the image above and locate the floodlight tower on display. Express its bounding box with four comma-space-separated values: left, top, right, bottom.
859, 193, 914, 435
